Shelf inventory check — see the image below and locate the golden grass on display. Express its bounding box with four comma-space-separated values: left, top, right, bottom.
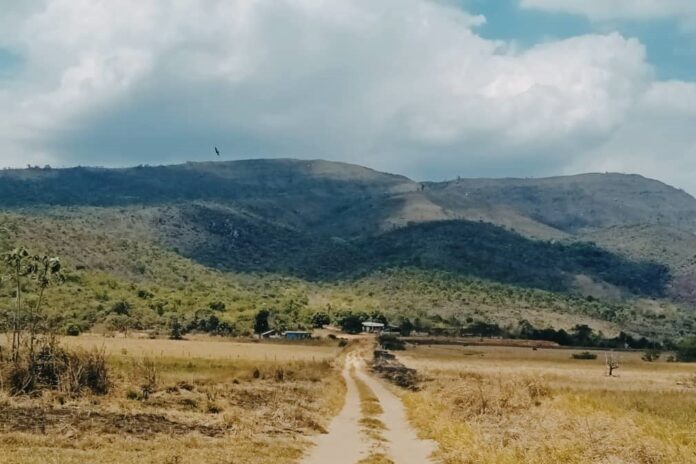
0, 338, 345, 464
354, 374, 385, 417
59, 333, 340, 361
398, 344, 696, 464
353, 371, 387, 445
357, 453, 396, 464
351, 366, 389, 456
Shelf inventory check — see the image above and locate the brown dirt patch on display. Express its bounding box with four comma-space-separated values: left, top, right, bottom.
0, 405, 229, 437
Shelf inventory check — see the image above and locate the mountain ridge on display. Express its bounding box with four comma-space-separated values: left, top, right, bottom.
1, 158, 695, 337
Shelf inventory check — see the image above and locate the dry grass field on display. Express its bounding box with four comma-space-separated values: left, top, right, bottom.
0, 335, 345, 464
58, 333, 341, 361
397, 345, 696, 464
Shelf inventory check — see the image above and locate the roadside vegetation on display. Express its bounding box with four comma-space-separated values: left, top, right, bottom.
0, 246, 345, 464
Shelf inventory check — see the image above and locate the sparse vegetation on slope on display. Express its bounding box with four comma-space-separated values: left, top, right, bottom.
1, 159, 695, 340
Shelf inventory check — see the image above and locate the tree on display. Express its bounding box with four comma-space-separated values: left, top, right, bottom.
399, 318, 414, 336
216, 321, 236, 336
340, 314, 363, 334
676, 337, 696, 362
169, 318, 184, 340
111, 300, 131, 316
462, 321, 503, 338
605, 351, 620, 376
571, 324, 595, 346
369, 311, 388, 326
311, 312, 331, 328
641, 348, 661, 362
254, 309, 271, 336
1, 248, 63, 361
106, 314, 133, 337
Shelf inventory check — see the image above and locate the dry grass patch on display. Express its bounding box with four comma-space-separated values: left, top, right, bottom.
357, 453, 396, 464
399, 345, 696, 464
353, 371, 387, 443
59, 334, 340, 361
0, 341, 344, 464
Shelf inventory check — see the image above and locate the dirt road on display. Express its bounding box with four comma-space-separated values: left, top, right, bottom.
303, 353, 436, 464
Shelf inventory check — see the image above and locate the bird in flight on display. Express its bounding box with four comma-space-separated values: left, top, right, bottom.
215, 147, 221, 156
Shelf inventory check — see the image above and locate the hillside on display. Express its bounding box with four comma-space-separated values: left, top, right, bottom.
1, 159, 695, 339
425, 174, 696, 235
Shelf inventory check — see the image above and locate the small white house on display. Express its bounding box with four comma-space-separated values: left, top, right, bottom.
362, 321, 385, 333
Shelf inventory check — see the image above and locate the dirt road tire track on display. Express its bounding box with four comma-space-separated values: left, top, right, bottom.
303, 353, 436, 464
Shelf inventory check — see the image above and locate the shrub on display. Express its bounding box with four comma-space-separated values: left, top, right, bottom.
1, 343, 110, 396
136, 357, 158, 399
169, 319, 184, 340
208, 301, 226, 312
111, 300, 131, 315
572, 351, 598, 360
65, 324, 81, 336
642, 348, 661, 362
206, 401, 223, 414
379, 334, 406, 351
61, 349, 110, 395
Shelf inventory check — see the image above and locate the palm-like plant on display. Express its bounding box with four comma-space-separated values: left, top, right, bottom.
2, 248, 63, 361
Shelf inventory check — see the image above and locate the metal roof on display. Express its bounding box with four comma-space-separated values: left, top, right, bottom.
362, 322, 385, 327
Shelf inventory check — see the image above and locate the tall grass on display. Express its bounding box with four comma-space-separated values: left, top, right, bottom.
399, 348, 696, 464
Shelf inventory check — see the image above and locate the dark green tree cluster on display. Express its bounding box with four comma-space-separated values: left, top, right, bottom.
334, 310, 389, 334
676, 337, 696, 362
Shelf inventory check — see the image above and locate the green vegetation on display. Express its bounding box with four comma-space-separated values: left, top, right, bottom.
571, 351, 598, 360
676, 337, 696, 362
311, 312, 331, 328
0, 209, 691, 340
254, 309, 271, 335
0, 160, 695, 342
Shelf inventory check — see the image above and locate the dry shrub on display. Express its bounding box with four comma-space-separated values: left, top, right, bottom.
440, 371, 550, 419
135, 357, 158, 399
0, 342, 109, 396
60, 348, 110, 395
358, 454, 395, 464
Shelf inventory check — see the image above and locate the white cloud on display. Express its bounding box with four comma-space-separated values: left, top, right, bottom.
520, 0, 696, 29
0, 0, 695, 194
567, 81, 696, 191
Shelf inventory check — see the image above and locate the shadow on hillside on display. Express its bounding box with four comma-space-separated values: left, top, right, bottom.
178, 218, 670, 298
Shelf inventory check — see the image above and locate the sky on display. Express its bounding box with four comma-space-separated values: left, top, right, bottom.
0, 0, 695, 194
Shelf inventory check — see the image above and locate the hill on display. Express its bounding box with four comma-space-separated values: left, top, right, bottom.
1, 159, 695, 339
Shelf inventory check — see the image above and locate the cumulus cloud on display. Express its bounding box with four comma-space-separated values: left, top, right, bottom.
0, 0, 695, 193
567, 81, 696, 190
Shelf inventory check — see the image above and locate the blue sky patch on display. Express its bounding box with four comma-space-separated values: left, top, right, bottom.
457, 0, 696, 81
0, 48, 23, 79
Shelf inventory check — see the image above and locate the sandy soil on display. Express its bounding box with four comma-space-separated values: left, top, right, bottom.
303, 355, 370, 464
304, 353, 436, 464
